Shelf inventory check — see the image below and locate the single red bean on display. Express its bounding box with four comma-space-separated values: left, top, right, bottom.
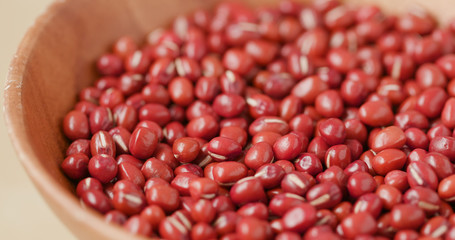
438, 174, 455, 201
61, 153, 90, 180
353, 193, 383, 218
407, 161, 439, 190
347, 172, 376, 198
112, 187, 146, 216
384, 170, 409, 192
207, 137, 242, 161
325, 144, 351, 169
359, 100, 393, 127
269, 193, 305, 217
390, 204, 426, 230
88, 154, 118, 184
371, 149, 406, 176
139, 103, 171, 127
236, 217, 273, 240
249, 116, 289, 136
318, 118, 346, 146
66, 139, 91, 157
289, 114, 314, 138
97, 54, 123, 76
429, 136, 455, 161
140, 204, 166, 229
291, 76, 329, 105
129, 127, 158, 160
141, 158, 174, 182
273, 133, 306, 160
237, 202, 268, 220
230, 177, 267, 206
403, 187, 440, 214
333, 201, 353, 223
146, 184, 180, 213
281, 171, 311, 196
282, 203, 317, 233
341, 212, 377, 239
213, 162, 248, 186
81, 190, 112, 214
370, 126, 406, 152
317, 166, 348, 188
89, 107, 115, 134
254, 163, 286, 189
212, 93, 246, 118
375, 184, 402, 210
63, 110, 90, 140
172, 137, 200, 163
191, 222, 217, 240
190, 199, 216, 223
244, 142, 274, 170
186, 115, 219, 140
76, 177, 103, 197
295, 153, 323, 176
416, 87, 448, 118
141, 83, 170, 106
117, 162, 145, 188
306, 182, 342, 209
405, 128, 430, 149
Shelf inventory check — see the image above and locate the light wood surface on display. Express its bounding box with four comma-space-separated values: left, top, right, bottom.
2, 0, 455, 239
0, 1, 75, 239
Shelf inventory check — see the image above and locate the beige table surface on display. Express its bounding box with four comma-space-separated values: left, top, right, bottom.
0, 1, 76, 239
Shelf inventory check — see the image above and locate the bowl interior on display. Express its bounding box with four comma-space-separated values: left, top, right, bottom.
4, 0, 454, 239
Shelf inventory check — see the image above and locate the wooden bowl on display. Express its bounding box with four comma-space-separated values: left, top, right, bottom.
3, 0, 452, 239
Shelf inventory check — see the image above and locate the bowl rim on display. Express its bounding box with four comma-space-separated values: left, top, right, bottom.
3, 1, 151, 239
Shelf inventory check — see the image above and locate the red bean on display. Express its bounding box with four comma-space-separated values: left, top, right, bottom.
141, 158, 174, 182
341, 212, 377, 238
438, 174, 455, 201
390, 204, 426, 230
318, 118, 346, 146
254, 163, 286, 189
146, 184, 180, 213
416, 87, 448, 118
213, 162, 248, 186
139, 103, 171, 127
407, 161, 439, 190
63, 110, 90, 140
325, 144, 352, 169
230, 177, 267, 206
292, 76, 329, 104
281, 171, 311, 196
187, 115, 219, 140
359, 100, 393, 127
81, 190, 112, 214
173, 137, 200, 163
61, 153, 90, 180
347, 172, 376, 198
306, 182, 343, 209
282, 203, 317, 233
372, 149, 406, 176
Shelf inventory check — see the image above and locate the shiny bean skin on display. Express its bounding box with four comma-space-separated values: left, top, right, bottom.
245, 142, 274, 170
63, 110, 90, 140
390, 204, 426, 230
359, 101, 394, 127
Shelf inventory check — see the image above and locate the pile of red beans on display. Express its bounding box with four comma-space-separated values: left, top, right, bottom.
60, 0, 455, 239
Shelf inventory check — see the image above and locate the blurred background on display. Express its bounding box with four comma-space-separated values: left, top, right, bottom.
0, 0, 75, 239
